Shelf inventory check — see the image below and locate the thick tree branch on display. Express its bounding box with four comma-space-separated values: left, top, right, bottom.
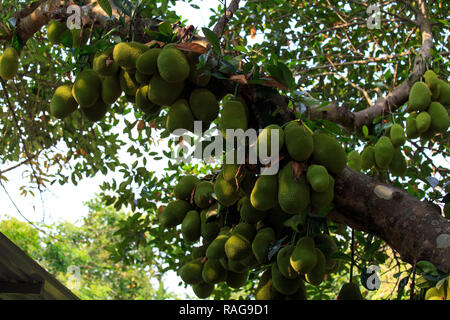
213, 0, 241, 38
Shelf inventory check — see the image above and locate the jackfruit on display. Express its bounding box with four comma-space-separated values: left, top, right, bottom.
72, 69, 102, 108
239, 172, 258, 197
134, 70, 152, 85
50, 85, 78, 119
81, 98, 109, 122
136, 48, 161, 75
202, 258, 227, 284
119, 69, 139, 96
159, 200, 191, 228
181, 210, 201, 243
347, 151, 362, 172
179, 258, 203, 284
192, 245, 207, 259
201, 207, 220, 243
311, 132, 347, 174
226, 269, 249, 289
272, 262, 302, 295
222, 163, 242, 182
416, 111, 431, 133
174, 175, 199, 200
251, 227, 275, 264
256, 124, 285, 159
47, 20, 67, 44
437, 79, 450, 106
189, 88, 219, 122
187, 52, 211, 87
361, 146, 375, 171
284, 122, 314, 161
313, 234, 338, 273
337, 282, 364, 300
135, 85, 159, 114
390, 124, 406, 147
305, 248, 326, 286
285, 281, 307, 300
277, 245, 298, 279
306, 164, 329, 192
278, 161, 310, 214
406, 116, 419, 139
192, 282, 214, 299
374, 136, 394, 169
93, 47, 119, 76
0, 47, 19, 80
224, 223, 255, 261
424, 70, 439, 91
239, 196, 267, 224
219, 99, 248, 138
166, 99, 195, 133
389, 149, 407, 177
113, 42, 148, 70
147, 74, 184, 106
70, 27, 89, 48
428, 102, 449, 133
221, 257, 247, 273
311, 175, 334, 210
408, 81, 431, 111
194, 181, 214, 209
255, 269, 284, 300
101, 75, 122, 105
250, 174, 278, 211
157, 46, 190, 83
206, 233, 230, 259
214, 171, 240, 207
290, 237, 317, 274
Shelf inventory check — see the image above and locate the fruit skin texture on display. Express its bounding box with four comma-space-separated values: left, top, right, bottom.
271, 262, 302, 295
374, 136, 394, 169
47, 20, 67, 44
192, 282, 214, 299
0, 47, 19, 80
437, 79, 450, 106
219, 99, 248, 138
189, 88, 219, 123
390, 124, 406, 147
181, 210, 201, 243
277, 245, 298, 279
206, 233, 230, 259
389, 149, 407, 177
119, 69, 139, 96
307, 165, 331, 193
405, 116, 419, 139
256, 124, 285, 159
166, 99, 195, 133
226, 269, 249, 289
147, 74, 184, 106
174, 175, 199, 200
93, 47, 119, 76
252, 227, 275, 264
416, 111, 431, 133
347, 151, 362, 172
200, 208, 220, 243
135, 85, 159, 114
305, 248, 326, 286
250, 174, 278, 211
311, 132, 347, 174
157, 47, 190, 83
81, 98, 109, 122
224, 223, 255, 261
311, 175, 335, 210
278, 161, 310, 214
159, 200, 191, 229
194, 181, 214, 209
337, 282, 364, 300
424, 70, 439, 90
361, 146, 375, 171
72, 69, 102, 108
113, 42, 148, 70
239, 196, 267, 224
102, 75, 122, 105
284, 122, 314, 161
408, 81, 431, 111
50, 85, 78, 119
428, 102, 449, 133
313, 234, 338, 273
179, 258, 203, 285
136, 48, 161, 75
202, 258, 227, 284
214, 171, 240, 207
290, 237, 317, 274
255, 269, 284, 300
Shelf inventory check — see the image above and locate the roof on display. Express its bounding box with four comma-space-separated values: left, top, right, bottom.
0, 232, 79, 300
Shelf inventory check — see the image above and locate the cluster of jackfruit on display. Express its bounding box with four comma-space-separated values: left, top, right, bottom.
0, 47, 19, 80
47, 20, 90, 48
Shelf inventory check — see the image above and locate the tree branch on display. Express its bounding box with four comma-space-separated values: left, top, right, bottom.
213, 0, 241, 38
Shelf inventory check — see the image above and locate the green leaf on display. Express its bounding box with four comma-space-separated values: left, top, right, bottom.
362, 125, 369, 138
202, 27, 221, 56
98, 0, 113, 17
158, 22, 172, 37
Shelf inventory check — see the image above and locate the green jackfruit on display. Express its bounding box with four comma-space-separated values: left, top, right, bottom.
408, 81, 431, 111
306, 165, 329, 192
424, 70, 439, 90
239, 172, 258, 197
113, 42, 148, 70
277, 245, 298, 279
157, 47, 190, 83
278, 161, 310, 214
219, 99, 248, 138
347, 151, 362, 172
119, 69, 139, 96
437, 79, 450, 106
192, 282, 214, 299
361, 146, 375, 171
50, 85, 78, 119
239, 196, 267, 224
179, 258, 203, 284
374, 136, 394, 169
285, 281, 307, 300
181, 210, 201, 243
255, 269, 284, 300
290, 237, 317, 274
389, 149, 407, 177
416, 111, 431, 133
135, 85, 159, 114
284, 122, 314, 161
256, 124, 285, 159
390, 124, 406, 147
166, 99, 195, 133
81, 98, 109, 122
428, 102, 449, 133
189, 88, 219, 122
194, 181, 214, 209
313, 234, 338, 273
214, 171, 240, 207
93, 47, 119, 76
202, 258, 227, 284
192, 245, 207, 259
220, 257, 247, 273
226, 269, 249, 289
70, 27, 89, 48
72, 69, 102, 108
47, 20, 67, 44
101, 75, 122, 105
134, 70, 152, 84
201, 207, 220, 243
206, 233, 230, 259
311, 175, 334, 210
406, 116, 419, 139
147, 73, 184, 106
271, 262, 302, 295
0, 47, 19, 80
250, 174, 278, 211
305, 248, 326, 286
224, 223, 255, 261
311, 132, 347, 174
222, 163, 241, 182
337, 282, 364, 300
251, 227, 275, 264
159, 200, 191, 229
136, 48, 161, 75
174, 175, 199, 200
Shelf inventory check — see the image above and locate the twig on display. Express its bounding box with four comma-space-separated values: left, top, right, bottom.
212, 0, 241, 38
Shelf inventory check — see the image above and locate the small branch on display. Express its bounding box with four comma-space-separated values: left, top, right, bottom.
213, 0, 241, 38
